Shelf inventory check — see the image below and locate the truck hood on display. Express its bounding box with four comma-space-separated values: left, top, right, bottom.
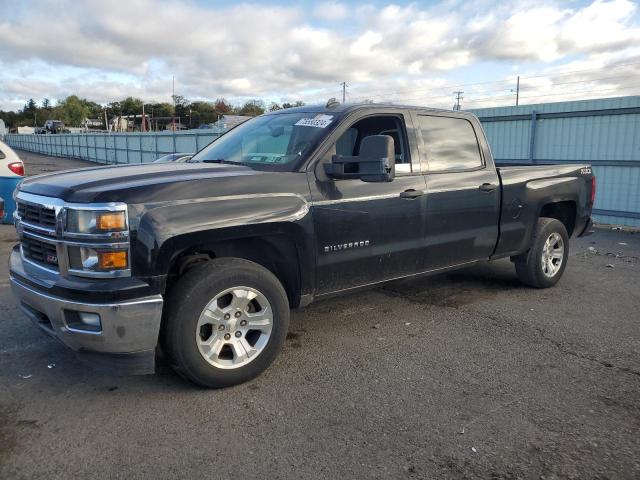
18, 162, 269, 204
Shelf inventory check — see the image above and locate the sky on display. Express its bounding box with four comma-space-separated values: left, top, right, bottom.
0, 0, 640, 111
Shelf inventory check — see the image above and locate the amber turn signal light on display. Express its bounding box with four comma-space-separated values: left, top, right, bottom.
97, 212, 126, 231
98, 251, 128, 269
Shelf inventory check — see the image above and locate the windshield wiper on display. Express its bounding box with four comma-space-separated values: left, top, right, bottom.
201, 158, 238, 165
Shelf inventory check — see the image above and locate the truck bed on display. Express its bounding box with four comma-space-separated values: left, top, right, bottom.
493, 163, 593, 258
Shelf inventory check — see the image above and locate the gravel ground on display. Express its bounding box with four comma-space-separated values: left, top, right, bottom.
1, 152, 639, 479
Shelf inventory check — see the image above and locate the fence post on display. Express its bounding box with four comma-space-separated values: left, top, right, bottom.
528, 110, 537, 164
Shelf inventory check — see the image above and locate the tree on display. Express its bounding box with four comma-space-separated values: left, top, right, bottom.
119, 97, 144, 116
148, 102, 174, 118
189, 101, 217, 126
237, 99, 265, 116
22, 99, 38, 126
214, 98, 233, 115
282, 100, 305, 109
268, 102, 282, 112
42, 98, 51, 110
57, 95, 91, 126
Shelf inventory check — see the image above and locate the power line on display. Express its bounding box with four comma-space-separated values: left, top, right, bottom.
347, 59, 640, 103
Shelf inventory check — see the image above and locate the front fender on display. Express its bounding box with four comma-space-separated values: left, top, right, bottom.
131, 193, 313, 277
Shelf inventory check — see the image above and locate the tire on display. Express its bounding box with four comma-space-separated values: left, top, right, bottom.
162, 258, 289, 388
514, 217, 569, 288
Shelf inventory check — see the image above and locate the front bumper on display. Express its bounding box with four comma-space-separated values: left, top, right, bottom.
10, 251, 163, 375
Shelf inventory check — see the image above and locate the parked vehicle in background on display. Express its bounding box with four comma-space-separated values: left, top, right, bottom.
9, 102, 595, 387
0, 139, 24, 223
153, 153, 194, 163
43, 119, 66, 134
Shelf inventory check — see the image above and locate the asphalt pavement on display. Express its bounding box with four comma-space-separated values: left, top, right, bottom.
1, 151, 639, 479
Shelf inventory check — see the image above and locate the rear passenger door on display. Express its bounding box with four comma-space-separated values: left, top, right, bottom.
413, 113, 500, 269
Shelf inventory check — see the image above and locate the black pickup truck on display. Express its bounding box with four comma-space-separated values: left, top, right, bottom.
10, 102, 595, 387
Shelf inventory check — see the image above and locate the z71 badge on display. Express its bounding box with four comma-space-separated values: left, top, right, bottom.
581, 167, 592, 175
324, 240, 370, 253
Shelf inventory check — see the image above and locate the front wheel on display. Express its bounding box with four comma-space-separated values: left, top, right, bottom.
162, 258, 289, 388
514, 217, 569, 288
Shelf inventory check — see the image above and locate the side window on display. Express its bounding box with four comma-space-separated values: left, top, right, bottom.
334, 115, 413, 174
336, 128, 357, 156
0, 149, 5, 160
417, 115, 483, 172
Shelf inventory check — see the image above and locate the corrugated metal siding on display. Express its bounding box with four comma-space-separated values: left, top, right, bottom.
4, 130, 220, 165
471, 95, 640, 227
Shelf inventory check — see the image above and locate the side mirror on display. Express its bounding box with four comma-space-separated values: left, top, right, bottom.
324, 135, 395, 182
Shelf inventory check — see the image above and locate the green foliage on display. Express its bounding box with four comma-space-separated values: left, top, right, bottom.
282, 101, 305, 109
0, 94, 307, 130
56, 95, 90, 126
236, 99, 265, 116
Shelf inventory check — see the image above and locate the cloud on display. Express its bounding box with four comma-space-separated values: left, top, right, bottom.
313, 1, 349, 21
0, 0, 639, 110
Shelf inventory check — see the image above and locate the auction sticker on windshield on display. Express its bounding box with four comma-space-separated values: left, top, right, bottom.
295, 114, 333, 128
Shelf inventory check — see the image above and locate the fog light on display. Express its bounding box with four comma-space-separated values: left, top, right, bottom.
64, 310, 102, 332
79, 312, 101, 328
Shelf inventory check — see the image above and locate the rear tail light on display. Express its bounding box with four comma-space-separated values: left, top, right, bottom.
590, 176, 596, 205
8, 162, 24, 176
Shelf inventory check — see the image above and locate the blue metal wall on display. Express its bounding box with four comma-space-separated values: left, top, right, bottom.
4, 129, 220, 165
471, 96, 640, 227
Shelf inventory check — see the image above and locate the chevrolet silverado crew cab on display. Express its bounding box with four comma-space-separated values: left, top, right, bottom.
10, 102, 595, 387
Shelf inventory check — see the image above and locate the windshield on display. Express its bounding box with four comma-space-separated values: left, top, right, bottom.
191, 112, 336, 170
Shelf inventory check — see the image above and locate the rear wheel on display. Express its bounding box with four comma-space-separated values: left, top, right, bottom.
162, 258, 289, 387
515, 217, 569, 288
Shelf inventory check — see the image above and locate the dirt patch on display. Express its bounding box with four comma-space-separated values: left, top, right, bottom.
378, 266, 523, 308
0, 407, 18, 470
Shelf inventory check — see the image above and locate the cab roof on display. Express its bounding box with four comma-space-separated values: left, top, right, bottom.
265, 102, 474, 118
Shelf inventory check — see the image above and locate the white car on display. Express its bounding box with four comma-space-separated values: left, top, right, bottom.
0, 140, 24, 223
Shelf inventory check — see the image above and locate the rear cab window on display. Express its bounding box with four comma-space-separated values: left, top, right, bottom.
415, 114, 484, 173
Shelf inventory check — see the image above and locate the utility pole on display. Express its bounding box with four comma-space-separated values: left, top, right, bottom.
453, 91, 464, 111
516, 76, 520, 106
341, 81, 348, 103
172, 76, 176, 131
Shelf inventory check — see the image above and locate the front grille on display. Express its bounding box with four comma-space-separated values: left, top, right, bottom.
17, 202, 56, 229
21, 236, 59, 271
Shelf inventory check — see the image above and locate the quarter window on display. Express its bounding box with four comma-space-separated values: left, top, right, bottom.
417, 115, 482, 172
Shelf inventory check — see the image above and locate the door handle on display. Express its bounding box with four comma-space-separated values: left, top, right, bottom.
479, 183, 497, 192
400, 189, 424, 199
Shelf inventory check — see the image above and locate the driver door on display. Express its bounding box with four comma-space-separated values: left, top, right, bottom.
307, 110, 428, 295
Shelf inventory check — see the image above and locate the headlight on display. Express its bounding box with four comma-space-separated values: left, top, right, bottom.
66, 210, 127, 234
64, 207, 130, 276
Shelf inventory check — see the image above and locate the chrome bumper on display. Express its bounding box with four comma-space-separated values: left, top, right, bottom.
10, 276, 164, 374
